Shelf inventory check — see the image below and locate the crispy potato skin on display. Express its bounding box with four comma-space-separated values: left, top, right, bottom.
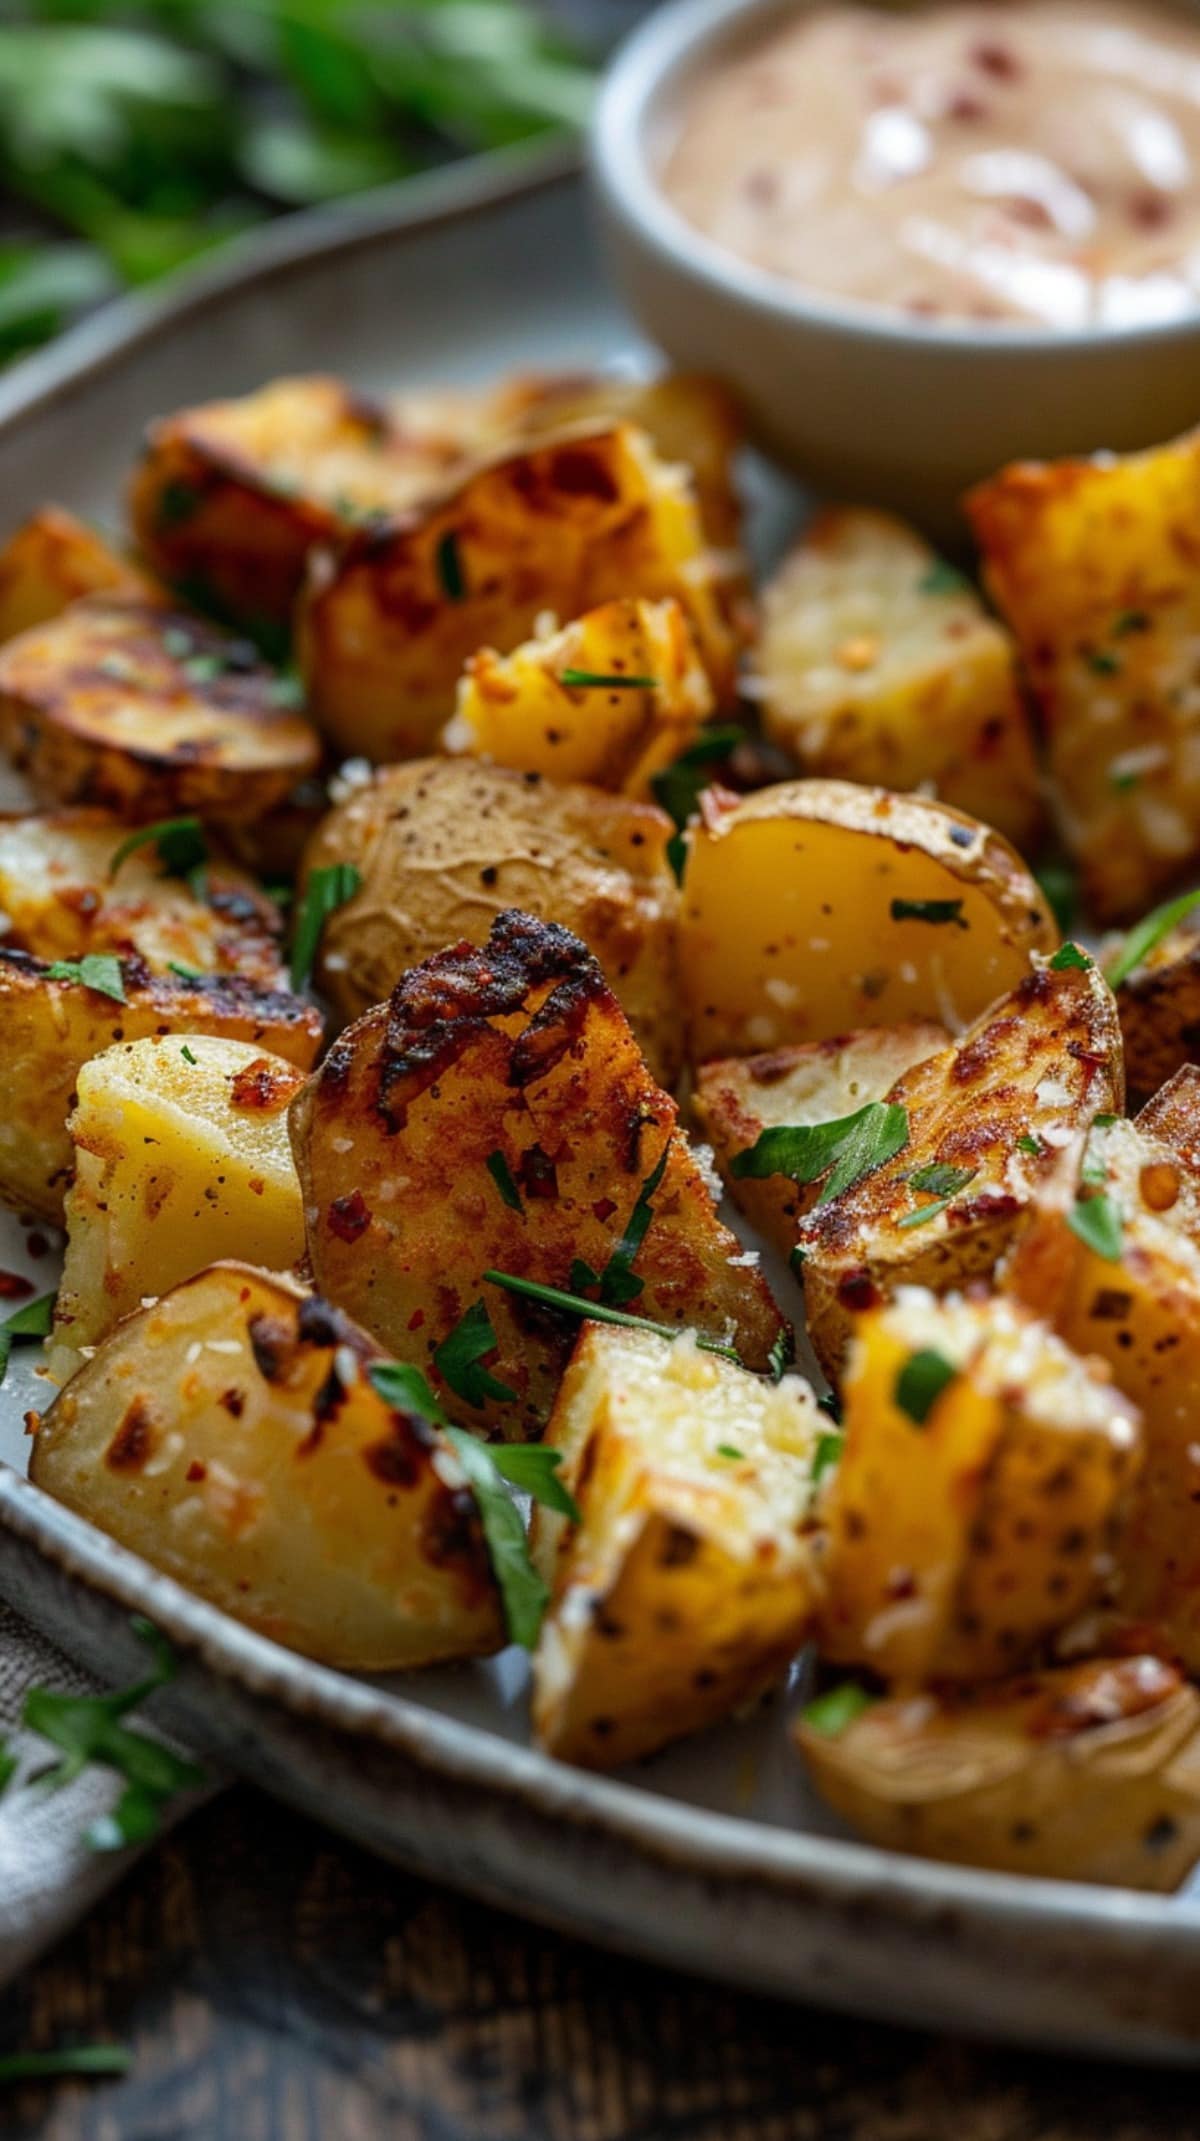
0, 508, 148, 643
692, 1022, 950, 1255
290, 910, 787, 1437
0, 596, 320, 824
798, 1657, 1200, 1889
298, 423, 740, 763
1135, 1065, 1200, 1183
969, 433, 1200, 922
31, 1263, 503, 1671
1115, 920, 1200, 1109
446, 597, 713, 797
678, 779, 1056, 1063
301, 758, 683, 1087
531, 1325, 821, 1767
818, 1290, 1141, 1684
758, 510, 1040, 850
796, 952, 1123, 1382
51, 1035, 307, 1368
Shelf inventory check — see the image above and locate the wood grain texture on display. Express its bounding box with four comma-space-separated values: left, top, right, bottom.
0, 1788, 1197, 2141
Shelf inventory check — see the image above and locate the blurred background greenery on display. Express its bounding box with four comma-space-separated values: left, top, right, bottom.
0, 0, 623, 365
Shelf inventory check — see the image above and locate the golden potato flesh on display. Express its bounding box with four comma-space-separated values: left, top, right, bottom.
290, 910, 787, 1439
1113, 913, 1200, 1109
794, 950, 1123, 1383
677, 780, 1056, 1064
0, 507, 148, 644
51, 1036, 307, 1372
757, 510, 1040, 851
818, 1288, 1141, 1686
798, 1657, 1200, 1889
969, 428, 1200, 923
301, 758, 683, 1087
444, 597, 714, 797
31, 1263, 503, 1672
0, 597, 319, 825
298, 422, 740, 763
693, 1022, 949, 1257
531, 1324, 822, 1768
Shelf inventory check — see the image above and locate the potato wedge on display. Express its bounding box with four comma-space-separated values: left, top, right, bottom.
51, 1036, 307, 1372
531, 1324, 822, 1767
0, 507, 148, 644
798, 1657, 1200, 1889
443, 597, 713, 796
299, 758, 683, 1086
693, 1022, 949, 1256
290, 910, 787, 1437
678, 780, 1056, 1063
757, 510, 1040, 851
1113, 910, 1200, 1108
0, 596, 319, 825
818, 1288, 1141, 1685
31, 1263, 503, 1671
969, 428, 1200, 922
299, 422, 740, 763
793, 949, 1122, 1381
1135, 1065, 1200, 1183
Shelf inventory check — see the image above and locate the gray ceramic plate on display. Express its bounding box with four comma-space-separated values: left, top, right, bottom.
0, 145, 1197, 2063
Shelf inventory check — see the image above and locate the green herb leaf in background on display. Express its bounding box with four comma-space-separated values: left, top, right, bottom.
289, 862, 361, 991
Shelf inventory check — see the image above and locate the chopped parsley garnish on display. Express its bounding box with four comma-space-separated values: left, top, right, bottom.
485, 1150, 524, 1214
1048, 942, 1092, 972
1104, 885, 1200, 991
433, 1300, 517, 1410
918, 559, 970, 597
268, 670, 306, 710
1068, 1190, 1123, 1262
485, 1442, 581, 1520
716, 1444, 744, 1461
441, 1429, 547, 1648
898, 1162, 976, 1229
571, 1145, 669, 1307
731, 1102, 909, 1207
108, 816, 207, 895
767, 1327, 794, 1382
1109, 768, 1139, 794
44, 954, 125, 1003
1016, 1133, 1043, 1157
650, 725, 746, 881
812, 1428, 844, 1483
889, 898, 967, 928
168, 961, 204, 982
368, 1359, 449, 1424
289, 863, 361, 991
559, 669, 658, 689
1112, 610, 1150, 637
789, 1245, 807, 1276
800, 1681, 876, 1737
0, 1291, 54, 1386
180, 1043, 197, 1066
435, 528, 465, 601
894, 1347, 957, 1426
817, 1389, 842, 1423
1035, 859, 1078, 936
482, 1269, 742, 1366
0, 2045, 132, 2083
1086, 648, 1121, 676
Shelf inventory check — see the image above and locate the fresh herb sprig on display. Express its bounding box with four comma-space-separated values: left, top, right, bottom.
289, 863, 361, 991
1104, 886, 1200, 990
0, 2044, 132, 2084
108, 816, 207, 895
44, 954, 125, 1003
0, 1292, 54, 1387
732, 1103, 909, 1206
482, 1269, 743, 1366
650, 726, 747, 881
569, 1144, 669, 1307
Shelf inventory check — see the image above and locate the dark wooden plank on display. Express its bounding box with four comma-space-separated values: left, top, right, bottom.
2, 1786, 1199, 2140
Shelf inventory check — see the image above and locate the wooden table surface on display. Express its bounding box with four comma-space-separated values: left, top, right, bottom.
1, 1786, 1198, 2141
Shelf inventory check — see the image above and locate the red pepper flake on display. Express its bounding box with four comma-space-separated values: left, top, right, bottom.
186, 1459, 208, 1483
328, 1190, 370, 1243
0, 1270, 33, 1301
971, 39, 1021, 78
592, 1197, 618, 1223
407, 1307, 426, 1332
1129, 190, 1172, 229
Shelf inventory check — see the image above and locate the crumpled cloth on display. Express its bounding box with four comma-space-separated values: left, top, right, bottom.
0, 1601, 210, 1987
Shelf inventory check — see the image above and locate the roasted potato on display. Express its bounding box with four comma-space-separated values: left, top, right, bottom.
0, 507, 148, 644
31, 1263, 504, 1671
299, 758, 683, 1086
757, 510, 1040, 851
969, 427, 1200, 922
796, 949, 1123, 1381
0, 596, 319, 825
1112, 909, 1200, 1108
531, 1324, 822, 1767
1004, 1117, 1200, 1668
299, 422, 740, 763
818, 1288, 1141, 1685
51, 1036, 307, 1373
443, 597, 714, 796
678, 780, 1057, 1063
693, 1022, 949, 1256
798, 1657, 1200, 1889
290, 910, 788, 1437
1135, 1065, 1200, 1184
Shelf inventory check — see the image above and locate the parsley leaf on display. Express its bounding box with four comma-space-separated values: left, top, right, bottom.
0, 2046, 132, 2083
716, 1444, 743, 1460
559, 669, 658, 689
44, 954, 125, 1003
1087, 648, 1121, 676
0, 1291, 54, 1387
1049, 942, 1092, 972
368, 1359, 449, 1426
918, 560, 970, 597
1016, 1133, 1043, 1157
435, 529, 465, 601
442, 1428, 547, 1647
767, 1327, 794, 1381
650, 725, 746, 881
289, 862, 361, 990
897, 1161, 976, 1230
1068, 1191, 1124, 1262
434, 1300, 517, 1409
800, 1681, 876, 1737
1036, 859, 1078, 935
483, 1269, 742, 1365
894, 1348, 957, 1426
1104, 885, 1200, 990
593, 1144, 669, 1306
1112, 609, 1150, 637
485, 1150, 524, 1214
889, 898, 967, 928
486, 1443, 581, 1521
731, 1102, 909, 1206
180, 1043, 197, 1066
812, 1427, 844, 1483
108, 816, 207, 890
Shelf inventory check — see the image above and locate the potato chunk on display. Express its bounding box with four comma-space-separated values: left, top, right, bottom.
289, 910, 787, 1438
798, 1657, 1200, 1889
969, 428, 1200, 921
531, 1324, 822, 1767
794, 949, 1122, 1381
1135, 1065, 1200, 1183
1113, 910, 1200, 1108
818, 1288, 1140, 1685
444, 597, 713, 796
300, 758, 683, 1086
757, 511, 1039, 850
678, 780, 1056, 1063
693, 1022, 949, 1255
0, 507, 147, 644
31, 1264, 503, 1671
0, 596, 319, 824
51, 1036, 307, 1372
299, 423, 740, 762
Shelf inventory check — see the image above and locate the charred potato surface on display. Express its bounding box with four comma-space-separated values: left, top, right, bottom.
0, 508, 148, 644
